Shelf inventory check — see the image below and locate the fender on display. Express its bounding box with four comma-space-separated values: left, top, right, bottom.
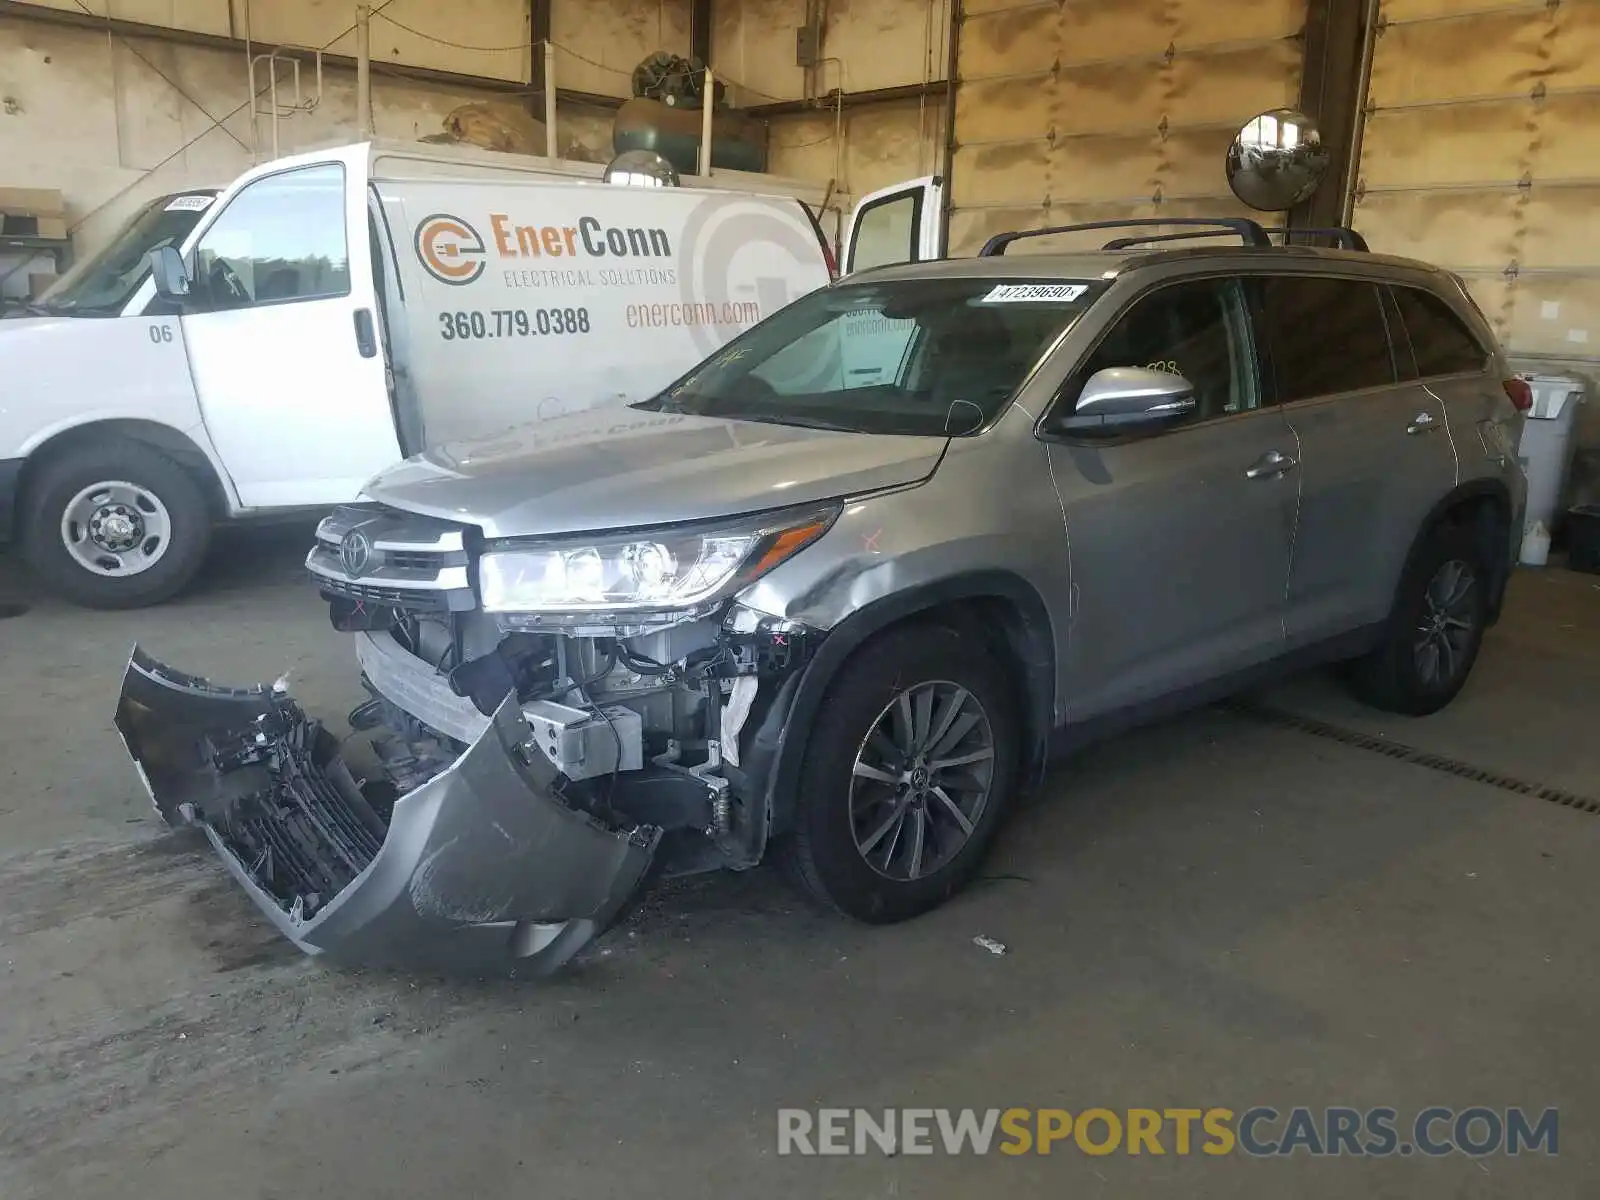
18, 417, 240, 518
755, 570, 1059, 843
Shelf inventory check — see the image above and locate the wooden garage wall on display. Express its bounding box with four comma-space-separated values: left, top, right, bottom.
1354, 0, 1600, 365
950, 0, 1309, 256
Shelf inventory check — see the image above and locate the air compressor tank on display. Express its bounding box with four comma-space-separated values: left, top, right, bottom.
613, 97, 767, 176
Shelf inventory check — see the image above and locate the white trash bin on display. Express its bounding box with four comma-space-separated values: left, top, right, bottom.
1516, 374, 1586, 562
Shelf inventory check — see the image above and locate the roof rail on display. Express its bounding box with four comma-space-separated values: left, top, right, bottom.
1100, 224, 1371, 253
980, 217, 1272, 257
1271, 226, 1370, 252
1101, 229, 1242, 250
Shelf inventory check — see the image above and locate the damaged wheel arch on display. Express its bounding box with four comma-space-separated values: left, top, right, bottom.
756, 572, 1058, 842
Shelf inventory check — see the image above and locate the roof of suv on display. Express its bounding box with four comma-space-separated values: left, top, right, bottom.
854, 244, 1450, 286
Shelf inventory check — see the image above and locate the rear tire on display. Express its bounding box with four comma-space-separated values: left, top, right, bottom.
1346, 521, 1489, 716
778, 623, 1020, 924
22, 438, 212, 610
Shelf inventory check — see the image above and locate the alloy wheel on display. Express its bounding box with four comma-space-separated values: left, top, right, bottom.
1413, 558, 1478, 687
849, 680, 997, 881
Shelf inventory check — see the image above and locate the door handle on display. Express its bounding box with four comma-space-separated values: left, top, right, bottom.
1407, 411, 1440, 435
1246, 449, 1298, 480
353, 308, 378, 359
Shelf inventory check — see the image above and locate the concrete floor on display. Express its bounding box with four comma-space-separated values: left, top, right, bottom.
2, 529, 1598, 1198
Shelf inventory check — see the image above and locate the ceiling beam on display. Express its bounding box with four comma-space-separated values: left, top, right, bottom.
1292, 0, 1377, 230
690, 0, 712, 67
746, 79, 946, 118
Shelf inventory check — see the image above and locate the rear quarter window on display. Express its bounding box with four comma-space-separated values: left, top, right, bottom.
1390, 285, 1490, 377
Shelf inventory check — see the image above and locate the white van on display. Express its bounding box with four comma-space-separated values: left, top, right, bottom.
0, 139, 940, 609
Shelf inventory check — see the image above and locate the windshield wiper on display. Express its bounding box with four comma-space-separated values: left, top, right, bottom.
48, 301, 121, 317
2, 299, 54, 318
720, 412, 856, 433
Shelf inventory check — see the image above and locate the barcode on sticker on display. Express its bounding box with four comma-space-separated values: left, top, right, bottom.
164, 194, 214, 212
980, 283, 1088, 304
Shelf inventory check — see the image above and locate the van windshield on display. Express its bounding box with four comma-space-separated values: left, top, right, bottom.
636, 276, 1099, 436
40, 192, 217, 316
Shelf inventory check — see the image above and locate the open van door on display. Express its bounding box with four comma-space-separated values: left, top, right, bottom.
163, 143, 402, 509
841, 176, 945, 275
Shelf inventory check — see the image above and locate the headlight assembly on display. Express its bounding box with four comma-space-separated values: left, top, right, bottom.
478, 502, 839, 619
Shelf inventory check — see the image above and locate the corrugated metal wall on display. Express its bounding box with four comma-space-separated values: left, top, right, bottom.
949, 0, 1308, 255
1354, 0, 1600, 364
717, 0, 949, 209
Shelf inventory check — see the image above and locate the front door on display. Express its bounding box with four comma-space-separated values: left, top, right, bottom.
1045, 276, 1298, 721
841, 176, 945, 274
177, 151, 401, 509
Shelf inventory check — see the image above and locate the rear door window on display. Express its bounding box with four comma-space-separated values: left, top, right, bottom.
1260, 276, 1396, 402
1390, 285, 1490, 377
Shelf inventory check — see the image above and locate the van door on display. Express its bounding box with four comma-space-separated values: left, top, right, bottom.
176, 146, 401, 509
841, 177, 944, 274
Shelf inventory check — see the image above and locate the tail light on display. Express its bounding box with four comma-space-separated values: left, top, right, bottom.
1503, 378, 1533, 413
822, 239, 839, 280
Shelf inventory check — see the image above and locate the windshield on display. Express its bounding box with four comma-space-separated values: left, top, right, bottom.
40, 191, 216, 316
637, 276, 1099, 436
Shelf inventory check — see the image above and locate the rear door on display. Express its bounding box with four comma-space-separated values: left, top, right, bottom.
1045, 275, 1297, 720
177, 145, 401, 509
1262, 274, 1459, 645
842, 177, 944, 274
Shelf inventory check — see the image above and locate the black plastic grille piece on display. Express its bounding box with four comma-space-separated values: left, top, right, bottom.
315, 577, 451, 613
217, 717, 388, 918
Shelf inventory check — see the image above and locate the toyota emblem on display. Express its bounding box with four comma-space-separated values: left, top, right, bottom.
340, 529, 373, 577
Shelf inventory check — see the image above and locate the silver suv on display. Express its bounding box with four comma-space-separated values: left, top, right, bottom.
117, 218, 1528, 975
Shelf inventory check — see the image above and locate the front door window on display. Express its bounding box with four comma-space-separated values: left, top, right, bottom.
1070, 278, 1261, 420
191, 164, 351, 310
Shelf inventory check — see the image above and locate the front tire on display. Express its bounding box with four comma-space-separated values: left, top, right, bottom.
779, 623, 1020, 923
1346, 521, 1489, 716
22, 438, 212, 610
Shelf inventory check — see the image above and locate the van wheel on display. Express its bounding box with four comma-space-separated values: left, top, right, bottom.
23, 438, 212, 610
778, 624, 1019, 924
1346, 522, 1489, 716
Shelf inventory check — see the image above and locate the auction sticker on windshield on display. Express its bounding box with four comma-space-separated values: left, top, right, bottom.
164, 194, 214, 212
981, 283, 1089, 303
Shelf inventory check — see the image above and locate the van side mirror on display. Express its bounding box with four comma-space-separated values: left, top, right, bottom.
149, 246, 191, 300
1050, 367, 1197, 438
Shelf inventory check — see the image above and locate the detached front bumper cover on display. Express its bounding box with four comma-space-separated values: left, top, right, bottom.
114, 647, 662, 976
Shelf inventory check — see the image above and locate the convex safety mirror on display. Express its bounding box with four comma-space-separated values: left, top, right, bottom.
1226, 108, 1331, 211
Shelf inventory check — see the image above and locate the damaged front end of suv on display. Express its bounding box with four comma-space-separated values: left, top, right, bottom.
115, 498, 839, 976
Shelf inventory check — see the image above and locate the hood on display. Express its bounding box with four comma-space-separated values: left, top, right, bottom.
362, 405, 948, 539
0, 316, 109, 411
0, 313, 71, 331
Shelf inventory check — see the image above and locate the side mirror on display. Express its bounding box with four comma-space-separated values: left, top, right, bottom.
1051, 367, 1197, 437
149, 246, 191, 300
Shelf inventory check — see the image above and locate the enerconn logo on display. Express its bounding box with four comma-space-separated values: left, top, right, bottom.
414, 213, 487, 286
